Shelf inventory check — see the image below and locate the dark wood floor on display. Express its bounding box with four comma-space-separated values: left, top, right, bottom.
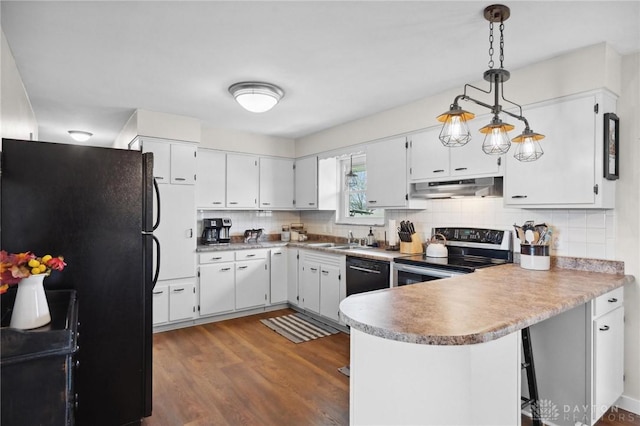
143, 309, 349, 425
144, 308, 638, 426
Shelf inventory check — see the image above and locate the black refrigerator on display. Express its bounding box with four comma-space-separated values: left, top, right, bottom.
0, 138, 158, 425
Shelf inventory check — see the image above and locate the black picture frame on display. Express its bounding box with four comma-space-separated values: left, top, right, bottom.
604, 112, 619, 180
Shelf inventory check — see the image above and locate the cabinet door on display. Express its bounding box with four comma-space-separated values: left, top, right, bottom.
409, 128, 450, 181
366, 137, 408, 208
142, 140, 171, 184
450, 116, 503, 177
226, 154, 259, 208
169, 282, 196, 322
260, 158, 294, 209
504, 95, 596, 205
294, 156, 318, 209
199, 263, 235, 316
287, 249, 299, 306
300, 261, 320, 313
270, 249, 288, 304
196, 149, 226, 208
593, 307, 624, 417
235, 260, 268, 310
152, 284, 169, 325
170, 144, 197, 185
154, 184, 196, 280
319, 264, 341, 322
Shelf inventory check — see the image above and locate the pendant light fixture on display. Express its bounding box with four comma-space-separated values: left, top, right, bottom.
228, 82, 284, 113
345, 155, 358, 189
437, 4, 544, 162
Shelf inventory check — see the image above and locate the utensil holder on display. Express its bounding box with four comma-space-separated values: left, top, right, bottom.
400, 234, 423, 254
520, 244, 550, 271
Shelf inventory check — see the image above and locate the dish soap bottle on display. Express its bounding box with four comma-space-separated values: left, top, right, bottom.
367, 227, 375, 246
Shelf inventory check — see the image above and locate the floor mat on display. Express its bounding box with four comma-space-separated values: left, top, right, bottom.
260, 313, 340, 343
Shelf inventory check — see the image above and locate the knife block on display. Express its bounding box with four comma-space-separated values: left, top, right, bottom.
400, 234, 423, 254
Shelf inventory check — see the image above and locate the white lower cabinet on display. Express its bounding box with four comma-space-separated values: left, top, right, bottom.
270, 248, 288, 304
153, 279, 197, 325
298, 250, 345, 323
152, 284, 169, 325
199, 262, 235, 316
287, 248, 300, 306
319, 264, 341, 322
235, 257, 268, 310
527, 287, 624, 425
168, 280, 197, 322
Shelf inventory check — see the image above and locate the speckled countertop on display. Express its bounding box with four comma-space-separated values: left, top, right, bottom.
339, 263, 633, 346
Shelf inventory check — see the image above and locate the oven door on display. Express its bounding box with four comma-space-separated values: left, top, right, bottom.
392, 262, 465, 286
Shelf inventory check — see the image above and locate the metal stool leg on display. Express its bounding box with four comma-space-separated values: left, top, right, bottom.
521, 327, 542, 426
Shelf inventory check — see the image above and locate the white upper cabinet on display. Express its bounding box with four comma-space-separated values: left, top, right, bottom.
366, 137, 409, 208
170, 143, 197, 184
226, 153, 259, 209
138, 137, 196, 185
196, 149, 226, 209
260, 157, 294, 209
409, 124, 503, 182
504, 91, 616, 208
409, 128, 449, 181
294, 156, 318, 209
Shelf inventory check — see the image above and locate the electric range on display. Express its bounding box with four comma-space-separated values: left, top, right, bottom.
393, 227, 513, 285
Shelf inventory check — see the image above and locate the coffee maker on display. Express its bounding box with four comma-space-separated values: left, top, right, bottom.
201, 218, 232, 245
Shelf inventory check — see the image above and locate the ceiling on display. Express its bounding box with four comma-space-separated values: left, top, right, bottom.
2, 1, 639, 147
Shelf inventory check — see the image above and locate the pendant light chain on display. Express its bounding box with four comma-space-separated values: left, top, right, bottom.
499, 22, 505, 69
488, 22, 494, 69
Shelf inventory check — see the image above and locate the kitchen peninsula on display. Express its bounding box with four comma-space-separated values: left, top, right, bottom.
339, 262, 633, 426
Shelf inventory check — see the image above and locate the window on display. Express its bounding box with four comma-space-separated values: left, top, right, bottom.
336, 154, 384, 225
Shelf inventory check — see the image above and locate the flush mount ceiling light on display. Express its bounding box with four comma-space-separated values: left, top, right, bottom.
437, 4, 544, 162
68, 130, 93, 142
228, 82, 284, 113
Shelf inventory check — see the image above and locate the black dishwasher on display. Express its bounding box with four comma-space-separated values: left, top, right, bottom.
346, 256, 390, 296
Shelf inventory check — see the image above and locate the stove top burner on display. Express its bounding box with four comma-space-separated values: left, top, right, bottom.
394, 254, 508, 273
394, 227, 513, 273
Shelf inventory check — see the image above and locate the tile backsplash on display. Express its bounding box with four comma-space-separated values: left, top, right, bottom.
197, 198, 616, 260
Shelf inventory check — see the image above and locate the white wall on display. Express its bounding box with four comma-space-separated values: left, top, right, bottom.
200, 125, 295, 158
616, 51, 640, 410
296, 43, 620, 157
0, 29, 38, 144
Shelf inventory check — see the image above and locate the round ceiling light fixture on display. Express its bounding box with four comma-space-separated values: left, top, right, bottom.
228, 82, 284, 113
68, 130, 93, 142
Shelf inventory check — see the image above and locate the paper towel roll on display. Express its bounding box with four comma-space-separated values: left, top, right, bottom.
388, 220, 397, 246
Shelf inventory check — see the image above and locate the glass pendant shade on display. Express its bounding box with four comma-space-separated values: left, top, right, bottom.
480, 121, 514, 155
229, 82, 284, 113
512, 130, 545, 162
437, 108, 475, 147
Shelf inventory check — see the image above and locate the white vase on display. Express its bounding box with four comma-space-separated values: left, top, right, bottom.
10, 274, 51, 329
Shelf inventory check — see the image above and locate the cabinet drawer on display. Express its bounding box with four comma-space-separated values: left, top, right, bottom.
236, 249, 267, 261
593, 287, 624, 318
199, 251, 235, 264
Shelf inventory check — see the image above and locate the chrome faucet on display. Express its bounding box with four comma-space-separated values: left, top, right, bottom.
348, 230, 355, 245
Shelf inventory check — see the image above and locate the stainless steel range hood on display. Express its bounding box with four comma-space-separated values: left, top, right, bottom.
410, 177, 503, 199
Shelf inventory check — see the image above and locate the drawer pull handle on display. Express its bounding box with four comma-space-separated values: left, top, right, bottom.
155, 176, 165, 180
599, 325, 610, 331
321, 270, 329, 275
369, 200, 377, 204
212, 201, 222, 205
454, 167, 467, 171
608, 298, 618, 303
310, 267, 318, 272
238, 266, 248, 270
220, 267, 231, 271
433, 169, 445, 173
511, 195, 528, 199
262, 202, 271, 206
173, 288, 185, 293
245, 254, 256, 258
273, 252, 282, 255
211, 256, 222, 260
308, 202, 315, 206
174, 177, 186, 181
152, 291, 164, 295
229, 202, 238, 205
